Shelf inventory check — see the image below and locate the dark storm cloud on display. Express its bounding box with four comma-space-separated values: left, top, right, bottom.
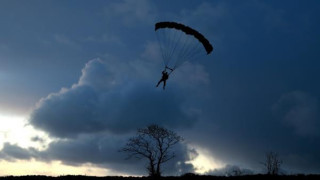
183, 90, 320, 174
43, 134, 128, 165
23, 34, 209, 175
0, 134, 196, 176
0, 143, 36, 161
30, 59, 199, 138
31, 136, 46, 144
41, 135, 195, 175
273, 91, 320, 137
25, 1, 320, 175
171, 1, 320, 174
1, 0, 320, 176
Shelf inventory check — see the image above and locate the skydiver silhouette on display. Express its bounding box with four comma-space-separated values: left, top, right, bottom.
156, 66, 173, 90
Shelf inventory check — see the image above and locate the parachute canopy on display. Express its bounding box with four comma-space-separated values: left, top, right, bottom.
155, 21, 213, 70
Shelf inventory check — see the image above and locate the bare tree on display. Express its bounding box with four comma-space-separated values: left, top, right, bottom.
121, 124, 183, 177
262, 151, 282, 175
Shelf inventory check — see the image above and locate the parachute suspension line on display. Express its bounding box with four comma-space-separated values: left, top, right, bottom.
183, 48, 204, 65
175, 35, 194, 69
167, 29, 183, 69
156, 31, 167, 67
185, 40, 207, 64
173, 35, 191, 69
180, 40, 203, 67
164, 29, 173, 67
185, 36, 205, 60
179, 43, 198, 65
180, 38, 195, 61
166, 28, 175, 66
181, 41, 202, 62
178, 35, 192, 57
162, 28, 170, 66
176, 42, 204, 69
166, 28, 175, 65
155, 22, 213, 71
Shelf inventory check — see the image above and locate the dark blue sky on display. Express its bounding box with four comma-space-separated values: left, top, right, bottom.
0, 0, 320, 176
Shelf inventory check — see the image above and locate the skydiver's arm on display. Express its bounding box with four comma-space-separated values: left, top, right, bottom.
165, 66, 174, 72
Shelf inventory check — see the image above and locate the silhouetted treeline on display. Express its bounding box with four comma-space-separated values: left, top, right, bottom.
1, 174, 320, 180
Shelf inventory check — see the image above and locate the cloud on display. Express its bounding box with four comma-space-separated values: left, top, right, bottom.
181, 2, 227, 25
17, 35, 212, 175
29, 58, 202, 138
273, 91, 319, 137
0, 133, 196, 176
53, 34, 79, 48
42, 134, 195, 175
2, 0, 320, 176
84, 33, 125, 47
0, 143, 36, 161
104, 0, 156, 26
38, 134, 126, 165
174, 1, 228, 43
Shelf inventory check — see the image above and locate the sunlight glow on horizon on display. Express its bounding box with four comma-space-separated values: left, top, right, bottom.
0, 114, 51, 150
187, 145, 225, 174
0, 160, 111, 176
0, 114, 227, 176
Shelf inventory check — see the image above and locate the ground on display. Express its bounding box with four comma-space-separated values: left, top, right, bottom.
1, 175, 320, 180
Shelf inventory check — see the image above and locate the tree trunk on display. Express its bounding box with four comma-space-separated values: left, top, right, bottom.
156, 162, 161, 177
148, 159, 156, 177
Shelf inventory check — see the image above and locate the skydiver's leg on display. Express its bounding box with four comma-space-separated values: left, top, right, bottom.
163, 80, 166, 90
156, 79, 163, 87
